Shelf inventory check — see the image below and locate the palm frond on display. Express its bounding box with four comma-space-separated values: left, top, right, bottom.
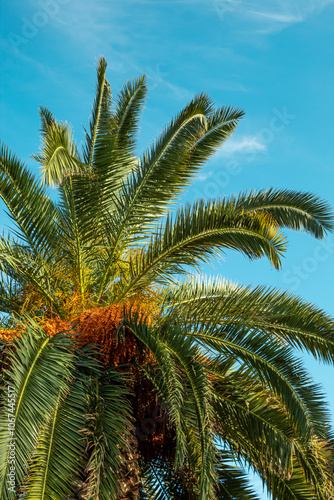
24, 377, 87, 499
84, 369, 133, 500
0, 323, 76, 499
79, 75, 148, 222
95, 98, 243, 300
197, 329, 323, 440
73, 78, 147, 244
260, 458, 330, 500
140, 459, 191, 500
125, 313, 217, 499
124, 314, 188, 470
0, 142, 58, 253
239, 188, 334, 237
113, 74, 147, 155
83, 56, 112, 167
0, 274, 21, 314
0, 236, 60, 314
33, 112, 84, 186
114, 198, 287, 300
164, 277, 334, 366
215, 452, 260, 500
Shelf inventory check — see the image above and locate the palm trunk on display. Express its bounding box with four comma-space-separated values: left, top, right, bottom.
117, 433, 140, 500
68, 480, 88, 500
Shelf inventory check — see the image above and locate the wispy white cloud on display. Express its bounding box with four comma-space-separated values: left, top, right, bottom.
196, 171, 213, 181
217, 136, 267, 156
247, 10, 303, 24
44, 0, 190, 99
214, 0, 334, 33
9, 0, 191, 100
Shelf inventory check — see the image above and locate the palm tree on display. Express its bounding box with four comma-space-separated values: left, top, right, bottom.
0, 57, 334, 500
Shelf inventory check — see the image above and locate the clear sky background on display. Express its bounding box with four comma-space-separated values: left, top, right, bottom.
1, 1, 334, 498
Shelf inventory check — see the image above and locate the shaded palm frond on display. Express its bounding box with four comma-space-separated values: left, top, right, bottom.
125, 313, 217, 500
84, 369, 133, 500
214, 452, 261, 500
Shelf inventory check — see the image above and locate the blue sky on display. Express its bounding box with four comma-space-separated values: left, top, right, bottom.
1, 0, 334, 497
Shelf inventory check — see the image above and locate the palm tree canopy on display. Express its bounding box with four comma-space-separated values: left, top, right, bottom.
0, 56, 334, 500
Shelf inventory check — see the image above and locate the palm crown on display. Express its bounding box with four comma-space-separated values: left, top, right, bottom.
1, 57, 334, 500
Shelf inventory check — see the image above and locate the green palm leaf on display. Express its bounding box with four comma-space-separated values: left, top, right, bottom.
240, 188, 334, 238
33, 114, 83, 187
83, 56, 112, 167
24, 377, 87, 499
115, 198, 287, 300
0, 322, 76, 499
